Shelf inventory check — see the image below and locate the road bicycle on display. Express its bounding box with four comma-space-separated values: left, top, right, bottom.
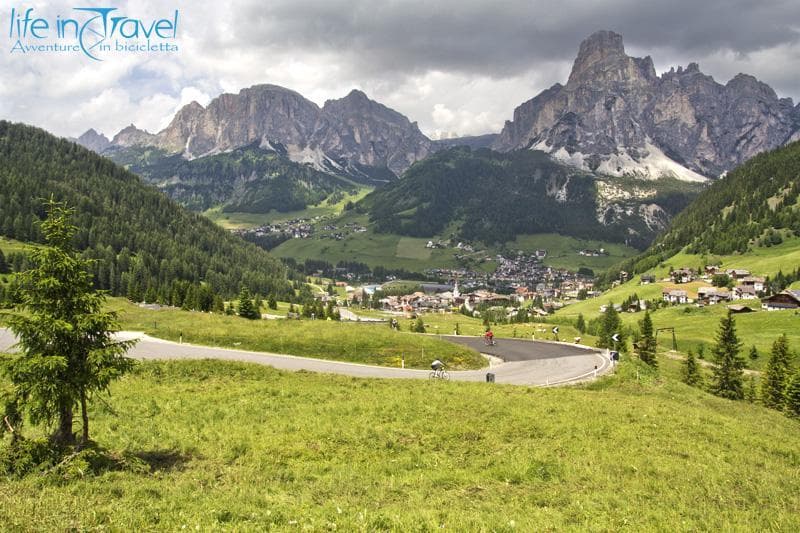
429, 367, 450, 380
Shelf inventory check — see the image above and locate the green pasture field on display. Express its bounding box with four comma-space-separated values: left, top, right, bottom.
1, 358, 798, 530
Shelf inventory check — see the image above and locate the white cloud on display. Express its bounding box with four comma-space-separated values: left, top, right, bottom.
1, 0, 798, 140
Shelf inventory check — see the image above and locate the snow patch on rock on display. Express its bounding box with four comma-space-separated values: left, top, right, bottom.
540, 140, 708, 182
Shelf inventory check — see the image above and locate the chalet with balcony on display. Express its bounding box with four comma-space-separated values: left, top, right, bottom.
761, 290, 800, 311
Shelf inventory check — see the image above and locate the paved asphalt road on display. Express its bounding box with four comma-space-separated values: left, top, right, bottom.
0, 328, 610, 386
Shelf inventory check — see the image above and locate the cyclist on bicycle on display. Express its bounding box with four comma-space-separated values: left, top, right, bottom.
485, 329, 494, 345
431, 359, 444, 371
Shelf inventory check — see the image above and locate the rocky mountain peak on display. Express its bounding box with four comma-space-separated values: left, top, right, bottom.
182, 100, 205, 112
495, 30, 800, 180
343, 88, 369, 101
75, 128, 110, 152
567, 30, 654, 87
575, 30, 626, 64
101, 83, 432, 176
111, 124, 155, 147
317, 89, 432, 175
726, 73, 778, 100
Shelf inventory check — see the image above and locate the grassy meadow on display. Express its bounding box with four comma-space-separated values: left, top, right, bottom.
510, 233, 638, 271
1, 358, 798, 530
0, 236, 33, 255
109, 299, 484, 370
272, 223, 466, 272
274, 227, 637, 275
203, 187, 372, 230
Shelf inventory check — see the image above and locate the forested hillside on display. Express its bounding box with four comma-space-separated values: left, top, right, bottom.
599, 140, 800, 281
359, 147, 699, 248
0, 121, 292, 304
108, 142, 357, 213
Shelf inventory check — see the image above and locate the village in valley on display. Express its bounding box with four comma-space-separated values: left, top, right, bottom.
235, 217, 367, 242
314, 257, 800, 324
228, 215, 800, 321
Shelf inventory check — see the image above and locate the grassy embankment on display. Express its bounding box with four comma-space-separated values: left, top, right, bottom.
109, 299, 484, 370
0, 357, 798, 530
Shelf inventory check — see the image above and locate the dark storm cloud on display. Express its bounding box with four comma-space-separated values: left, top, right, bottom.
238, 0, 800, 80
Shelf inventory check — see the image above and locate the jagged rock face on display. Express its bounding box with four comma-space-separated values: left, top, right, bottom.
316, 90, 432, 175
111, 124, 156, 147
123, 85, 431, 175
75, 128, 110, 152
494, 30, 800, 179
157, 85, 321, 158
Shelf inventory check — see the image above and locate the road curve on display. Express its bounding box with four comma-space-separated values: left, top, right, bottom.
0, 328, 610, 386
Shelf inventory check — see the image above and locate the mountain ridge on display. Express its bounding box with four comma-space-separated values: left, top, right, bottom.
492, 30, 800, 180
84, 85, 432, 178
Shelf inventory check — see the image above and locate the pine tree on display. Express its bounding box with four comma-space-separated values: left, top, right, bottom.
785, 370, 800, 418
268, 294, 277, 310
237, 287, 259, 320
745, 375, 757, 403
597, 302, 624, 351
636, 311, 658, 368
212, 294, 225, 313
749, 345, 759, 361
761, 334, 791, 410
576, 313, 586, 334
414, 318, 426, 333
683, 349, 703, 387
710, 311, 745, 400
4, 200, 135, 446
144, 283, 158, 304
0, 248, 8, 274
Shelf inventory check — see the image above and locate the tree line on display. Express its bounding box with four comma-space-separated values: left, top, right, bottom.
0, 121, 293, 304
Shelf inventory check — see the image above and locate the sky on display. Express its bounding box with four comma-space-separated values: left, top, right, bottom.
2, 0, 799, 140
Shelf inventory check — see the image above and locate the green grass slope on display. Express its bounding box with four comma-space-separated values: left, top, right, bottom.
110, 298, 483, 370
511, 233, 637, 270
0, 237, 33, 255
1, 359, 798, 530
556, 237, 800, 367
272, 213, 466, 271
